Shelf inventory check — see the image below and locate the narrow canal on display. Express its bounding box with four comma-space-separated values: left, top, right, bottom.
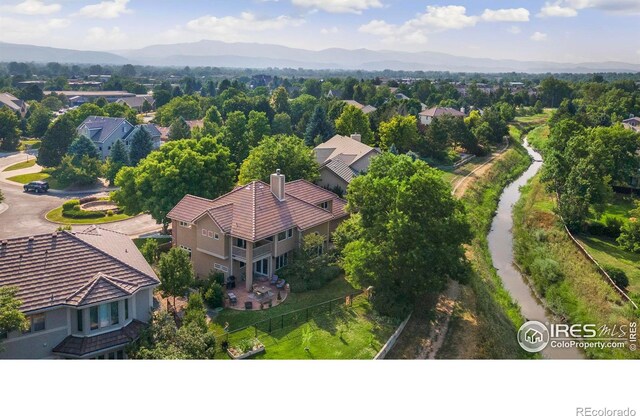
487, 139, 582, 359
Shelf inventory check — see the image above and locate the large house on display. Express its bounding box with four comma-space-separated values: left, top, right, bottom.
116, 95, 155, 112
418, 106, 465, 125
622, 117, 640, 133
76, 116, 162, 160
0, 226, 159, 359
342, 100, 377, 115
0, 92, 29, 118
167, 171, 349, 291
314, 134, 381, 193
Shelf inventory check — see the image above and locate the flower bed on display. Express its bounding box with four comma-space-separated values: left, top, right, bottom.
226, 338, 265, 359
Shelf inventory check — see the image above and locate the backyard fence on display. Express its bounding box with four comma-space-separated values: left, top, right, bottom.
217, 290, 364, 349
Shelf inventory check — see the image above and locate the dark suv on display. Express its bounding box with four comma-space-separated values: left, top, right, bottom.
23, 180, 50, 193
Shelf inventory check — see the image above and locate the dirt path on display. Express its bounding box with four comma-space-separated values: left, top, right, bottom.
386, 141, 511, 359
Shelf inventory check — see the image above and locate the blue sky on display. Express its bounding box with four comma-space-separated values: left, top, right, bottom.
0, 0, 638, 63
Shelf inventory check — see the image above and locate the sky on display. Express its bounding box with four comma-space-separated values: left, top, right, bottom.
0, 0, 639, 63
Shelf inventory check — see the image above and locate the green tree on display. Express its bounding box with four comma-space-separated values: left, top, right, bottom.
69, 103, 105, 127
158, 248, 194, 308
0, 108, 21, 151
38, 115, 75, 167
154, 95, 201, 126
67, 135, 99, 164
105, 139, 129, 184
617, 220, 640, 254
141, 99, 153, 113
183, 292, 208, 330
303, 78, 322, 98
113, 137, 235, 230
103, 102, 138, 126
238, 135, 319, 184
203, 105, 222, 136
27, 104, 52, 138
378, 115, 418, 152
335, 105, 373, 145
129, 127, 153, 166
0, 287, 29, 349
168, 117, 191, 141
341, 153, 471, 317
41, 96, 63, 111
272, 113, 293, 135
304, 105, 334, 146
217, 111, 249, 166
19, 84, 43, 101
55, 154, 102, 187
270, 86, 290, 114
140, 238, 160, 265
539, 76, 572, 108
246, 110, 271, 148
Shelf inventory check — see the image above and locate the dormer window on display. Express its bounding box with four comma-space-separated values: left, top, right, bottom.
320, 201, 329, 210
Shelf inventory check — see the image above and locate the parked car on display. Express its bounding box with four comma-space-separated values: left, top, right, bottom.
23, 180, 49, 193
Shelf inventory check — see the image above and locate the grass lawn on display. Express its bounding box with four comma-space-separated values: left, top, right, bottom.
3, 159, 36, 172
527, 124, 550, 151
220, 294, 399, 359
46, 206, 132, 224
576, 234, 640, 295
590, 195, 637, 222
6, 172, 61, 189
440, 155, 493, 185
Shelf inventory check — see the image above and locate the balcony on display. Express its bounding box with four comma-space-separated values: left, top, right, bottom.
232, 241, 273, 260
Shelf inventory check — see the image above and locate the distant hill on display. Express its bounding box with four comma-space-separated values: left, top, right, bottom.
0, 42, 130, 65
2, 40, 640, 73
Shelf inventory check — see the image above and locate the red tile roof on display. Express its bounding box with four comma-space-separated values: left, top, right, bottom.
0, 227, 159, 313
167, 179, 348, 242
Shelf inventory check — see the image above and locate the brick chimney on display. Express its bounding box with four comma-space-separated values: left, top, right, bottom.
270, 169, 286, 201
350, 133, 361, 142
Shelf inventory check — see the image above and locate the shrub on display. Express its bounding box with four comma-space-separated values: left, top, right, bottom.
586, 221, 606, 236
72, 204, 81, 211
62, 209, 105, 219
62, 199, 80, 210
140, 238, 160, 265
207, 271, 225, 286
106, 210, 114, 216
603, 215, 624, 238
602, 265, 629, 290
529, 257, 564, 295
617, 220, 640, 254
204, 283, 224, 309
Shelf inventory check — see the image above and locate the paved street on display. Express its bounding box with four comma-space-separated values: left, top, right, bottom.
0, 151, 161, 239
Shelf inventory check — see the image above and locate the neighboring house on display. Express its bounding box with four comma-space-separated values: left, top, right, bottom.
167, 170, 349, 291
326, 89, 343, 99
76, 116, 162, 160
44, 91, 135, 106
0, 226, 159, 359
394, 93, 411, 100
418, 106, 465, 125
622, 117, 640, 133
115, 95, 155, 112
342, 100, 376, 114
0, 92, 28, 118
314, 134, 381, 193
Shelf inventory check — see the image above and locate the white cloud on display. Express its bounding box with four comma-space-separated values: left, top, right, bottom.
320, 26, 339, 35
76, 0, 131, 19
0, 0, 61, 15
538, 2, 578, 17
358, 19, 395, 36
409, 5, 478, 30
530, 31, 548, 41
183, 12, 304, 41
291, 0, 382, 14
508, 25, 522, 34
85, 26, 127, 45
481, 8, 530, 22
0, 16, 69, 43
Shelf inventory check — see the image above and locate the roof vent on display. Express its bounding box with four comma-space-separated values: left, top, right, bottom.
1, 240, 7, 246
52, 232, 58, 239
28, 236, 34, 242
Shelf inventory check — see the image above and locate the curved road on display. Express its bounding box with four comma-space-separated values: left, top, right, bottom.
0, 152, 161, 239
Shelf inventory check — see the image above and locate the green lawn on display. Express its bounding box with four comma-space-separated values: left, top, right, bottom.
527, 125, 550, 151
46, 206, 132, 224
220, 294, 399, 359
577, 234, 640, 295
6, 172, 60, 189
590, 195, 637, 222
439, 155, 493, 185
3, 159, 36, 172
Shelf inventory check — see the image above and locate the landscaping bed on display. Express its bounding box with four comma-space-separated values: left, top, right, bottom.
46, 196, 132, 224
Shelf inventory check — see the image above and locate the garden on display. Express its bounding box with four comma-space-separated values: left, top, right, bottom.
46, 195, 132, 224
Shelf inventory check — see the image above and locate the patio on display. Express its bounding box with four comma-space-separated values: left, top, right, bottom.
225, 279, 289, 311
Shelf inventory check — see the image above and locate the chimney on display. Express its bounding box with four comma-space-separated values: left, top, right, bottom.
270, 169, 286, 201
350, 134, 361, 142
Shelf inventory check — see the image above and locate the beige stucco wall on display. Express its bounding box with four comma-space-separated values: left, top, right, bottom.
318, 167, 349, 192
350, 150, 378, 173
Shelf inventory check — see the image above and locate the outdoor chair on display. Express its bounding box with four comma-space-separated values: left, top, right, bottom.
276, 278, 286, 289
270, 274, 278, 285
228, 292, 237, 306
245, 301, 253, 310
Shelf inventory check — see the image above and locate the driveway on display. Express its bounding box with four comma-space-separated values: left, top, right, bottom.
0, 152, 161, 239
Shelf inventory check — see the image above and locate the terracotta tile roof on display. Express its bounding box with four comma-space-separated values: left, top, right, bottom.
418, 106, 465, 117
314, 134, 380, 166
0, 227, 159, 313
168, 178, 348, 242
53, 319, 147, 357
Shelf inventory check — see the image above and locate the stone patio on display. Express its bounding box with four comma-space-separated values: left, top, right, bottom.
225, 280, 289, 311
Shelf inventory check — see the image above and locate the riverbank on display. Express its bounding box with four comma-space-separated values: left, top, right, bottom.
437, 141, 534, 358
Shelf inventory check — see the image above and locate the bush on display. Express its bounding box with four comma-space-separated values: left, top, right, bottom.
603, 215, 624, 238
617, 220, 640, 254
140, 238, 160, 265
204, 283, 224, 309
61, 209, 106, 219
62, 199, 80, 210
106, 210, 114, 216
529, 257, 564, 295
72, 204, 81, 211
207, 271, 225, 286
586, 221, 606, 236
602, 265, 629, 290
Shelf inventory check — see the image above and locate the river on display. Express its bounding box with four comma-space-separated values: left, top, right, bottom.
487, 139, 583, 359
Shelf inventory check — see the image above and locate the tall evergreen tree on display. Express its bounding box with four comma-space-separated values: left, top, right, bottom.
129, 127, 153, 165
168, 117, 191, 141
106, 139, 129, 184
304, 105, 334, 146
67, 135, 100, 164
38, 115, 76, 167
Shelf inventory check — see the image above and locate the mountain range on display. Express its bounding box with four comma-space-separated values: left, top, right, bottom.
2, 40, 639, 73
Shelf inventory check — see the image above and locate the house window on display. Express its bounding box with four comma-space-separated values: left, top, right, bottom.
202, 229, 208, 236
179, 245, 192, 258
214, 263, 229, 273
320, 201, 329, 210
239, 261, 246, 269
125, 298, 129, 320
275, 252, 289, 270
214, 233, 219, 240
89, 301, 119, 331
179, 221, 190, 228
24, 313, 46, 333
235, 238, 246, 249
287, 229, 293, 239
77, 310, 83, 332
278, 228, 294, 241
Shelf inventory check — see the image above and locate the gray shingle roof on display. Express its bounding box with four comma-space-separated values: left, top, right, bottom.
78, 116, 133, 143
53, 319, 147, 357
321, 158, 357, 184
